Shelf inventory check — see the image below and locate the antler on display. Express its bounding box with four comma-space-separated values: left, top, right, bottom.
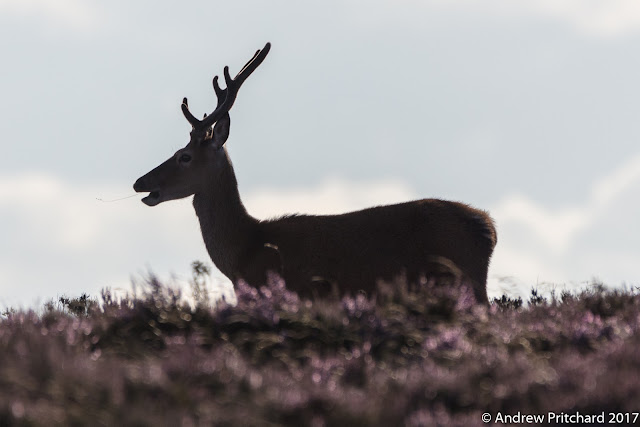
182, 42, 271, 131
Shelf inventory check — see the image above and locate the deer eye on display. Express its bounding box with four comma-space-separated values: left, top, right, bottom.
179, 153, 192, 163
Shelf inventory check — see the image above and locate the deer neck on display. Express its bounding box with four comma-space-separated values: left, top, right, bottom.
192, 149, 257, 279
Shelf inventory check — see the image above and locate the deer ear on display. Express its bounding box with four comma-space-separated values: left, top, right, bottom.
210, 113, 230, 149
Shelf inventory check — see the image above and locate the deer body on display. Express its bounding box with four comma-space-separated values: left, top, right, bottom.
134, 43, 497, 303
188, 145, 495, 303
262, 203, 494, 301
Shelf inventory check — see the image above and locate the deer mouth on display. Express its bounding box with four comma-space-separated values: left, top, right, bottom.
141, 191, 161, 206
134, 177, 162, 206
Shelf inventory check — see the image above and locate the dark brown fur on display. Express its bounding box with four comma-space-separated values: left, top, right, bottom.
134, 44, 497, 304
186, 148, 496, 303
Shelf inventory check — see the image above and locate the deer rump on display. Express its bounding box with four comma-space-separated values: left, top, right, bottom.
236, 198, 496, 303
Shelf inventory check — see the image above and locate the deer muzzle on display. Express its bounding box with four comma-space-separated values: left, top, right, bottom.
133, 177, 162, 206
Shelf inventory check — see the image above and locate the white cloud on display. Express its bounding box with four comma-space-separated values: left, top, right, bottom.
489, 153, 640, 296
0, 173, 205, 308
0, 174, 100, 250
491, 195, 589, 255
521, 0, 640, 37
592, 154, 640, 206
0, 0, 100, 31
393, 0, 640, 38
244, 177, 417, 218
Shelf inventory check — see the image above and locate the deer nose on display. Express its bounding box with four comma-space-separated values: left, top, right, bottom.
133, 177, 145, 192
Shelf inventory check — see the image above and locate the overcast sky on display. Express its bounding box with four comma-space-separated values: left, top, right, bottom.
2, 0, 640, 308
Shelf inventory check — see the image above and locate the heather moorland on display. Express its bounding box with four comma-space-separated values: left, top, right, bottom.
1, 264, 639, 426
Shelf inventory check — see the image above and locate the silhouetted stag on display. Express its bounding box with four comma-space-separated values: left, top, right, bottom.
134, 43, 497, 303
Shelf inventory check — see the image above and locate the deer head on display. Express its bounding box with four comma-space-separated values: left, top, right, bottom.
133, 43, 271, 206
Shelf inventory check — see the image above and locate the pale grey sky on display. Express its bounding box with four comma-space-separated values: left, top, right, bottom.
2, 0, 640, 308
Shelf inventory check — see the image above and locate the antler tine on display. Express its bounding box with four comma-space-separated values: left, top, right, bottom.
238, 49, 262, 76
233, 43, 271, 85
212, 75, 225, 110
181, 97, 201, 128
